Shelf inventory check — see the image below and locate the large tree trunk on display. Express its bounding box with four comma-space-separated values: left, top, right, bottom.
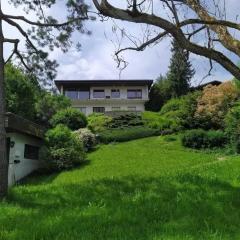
0, 1, 8, 198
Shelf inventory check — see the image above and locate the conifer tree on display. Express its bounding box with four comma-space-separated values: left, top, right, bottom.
166, 39, 195, 97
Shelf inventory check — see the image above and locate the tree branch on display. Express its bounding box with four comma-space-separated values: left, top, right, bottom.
92, 0, 240, 79
4, 18, 39, 53
3, 14, 89, 28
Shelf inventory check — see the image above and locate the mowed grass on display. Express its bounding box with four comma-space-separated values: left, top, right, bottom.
1, 136, 240, 240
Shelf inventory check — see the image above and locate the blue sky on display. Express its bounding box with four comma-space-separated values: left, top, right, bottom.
2, 0, 240, 85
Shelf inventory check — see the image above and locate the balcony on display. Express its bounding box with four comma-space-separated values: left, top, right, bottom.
71, 97, 149, 104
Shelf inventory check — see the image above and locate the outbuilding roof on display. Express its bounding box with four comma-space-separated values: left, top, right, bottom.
5, 112, 45, 139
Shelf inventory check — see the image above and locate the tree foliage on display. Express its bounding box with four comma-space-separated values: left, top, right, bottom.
167, 40, 195, 97
35, 92, 71, 126
145, 75, 171, 112
5, 64, 39, 120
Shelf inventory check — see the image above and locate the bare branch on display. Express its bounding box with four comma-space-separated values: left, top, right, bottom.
92, 0, 240, 79
3, 14, 89, 28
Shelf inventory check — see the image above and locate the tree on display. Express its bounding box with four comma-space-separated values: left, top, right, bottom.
167, 39, 195, 97
145, 75, 171, 111
35, 93, 71, 127
5, 64, 39, 120
92, 0, 240, 80
0, 0, 94, 198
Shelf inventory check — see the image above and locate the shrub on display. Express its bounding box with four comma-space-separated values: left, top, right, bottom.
159, 91, 200, 131
182, 129, 227, 149
195, 81, 239, 129
142, 111, 173, 130
50, 107, 87, 130
224, 103, 240, 153
108, 113, 144, 128
87, 113, 112, 133
74, 128, 97, 151
43, 125, 85, 171
98, 127, 159, 143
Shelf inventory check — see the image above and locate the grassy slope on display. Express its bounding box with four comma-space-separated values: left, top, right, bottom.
1, 136, 240, 240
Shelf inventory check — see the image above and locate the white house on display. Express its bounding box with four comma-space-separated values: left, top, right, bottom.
6, 113, 45, 186
55, 79, 153, 115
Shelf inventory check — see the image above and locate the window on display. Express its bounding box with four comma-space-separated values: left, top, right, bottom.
93, 107, 105, 113
111, 89, 120, 98
93, 89, 105, 98
65, 89, 89, 100
78, 91, 90, 100
24, 144, 40, 160
65, 90, 78, 99
128, 106, 136, 111
78, 107, 87, 115
112, 107, 121, 111
127, 89, 142, 99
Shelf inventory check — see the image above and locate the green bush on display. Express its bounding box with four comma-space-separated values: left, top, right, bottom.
142, 111, 173, 130
43, 125, 85, 171
50, 107, 87, 130
74, 128, 97, 151
182, 129, 227, 149
98, 127, 159, 143
160, 92, 200, 131
87, 113, 112, 133
108, 113, 144, 128
225, 103, 240, 153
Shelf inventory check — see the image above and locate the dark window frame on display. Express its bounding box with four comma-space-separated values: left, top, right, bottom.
65, 88, 90, 100
111, 89, 120, 98
93, 107, 105, 113
24, 144, 40, 160
127, 89, 142, 99
93, 89, 105, 99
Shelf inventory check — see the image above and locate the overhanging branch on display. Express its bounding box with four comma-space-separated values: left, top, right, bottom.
92, 0, 240, 79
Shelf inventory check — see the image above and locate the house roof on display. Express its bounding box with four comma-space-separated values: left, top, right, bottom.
5, 112, 45, 139
55, 79, 154, 90
192, 80, 222, 91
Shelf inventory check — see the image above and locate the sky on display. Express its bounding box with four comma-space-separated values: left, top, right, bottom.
2, 0, 240, 86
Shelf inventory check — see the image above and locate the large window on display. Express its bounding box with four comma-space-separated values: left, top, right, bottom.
24, 144, 40, 160
78, 91, 90, 100
93, 89, 105, 98
65, 89, 89, 100
93, 107, 105, 113
65, 90, 78, 99
127, 89, 142, 99
111, 89, 120, 98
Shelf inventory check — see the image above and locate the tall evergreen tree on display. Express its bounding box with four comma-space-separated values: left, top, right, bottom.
167, 39, 195, 97
145, 75, 171, 112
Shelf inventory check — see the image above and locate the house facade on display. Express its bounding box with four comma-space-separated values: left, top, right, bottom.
55, 79, 153, 115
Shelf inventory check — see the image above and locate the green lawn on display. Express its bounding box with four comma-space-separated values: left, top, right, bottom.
1, 136, 240, 240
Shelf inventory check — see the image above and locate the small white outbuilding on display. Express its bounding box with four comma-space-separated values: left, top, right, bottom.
5, 113, 45, 186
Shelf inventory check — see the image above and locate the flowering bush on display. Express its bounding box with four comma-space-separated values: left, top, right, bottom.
43, 125, 85, 171
74, 128, 96, 151
195, 81, 239, 129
